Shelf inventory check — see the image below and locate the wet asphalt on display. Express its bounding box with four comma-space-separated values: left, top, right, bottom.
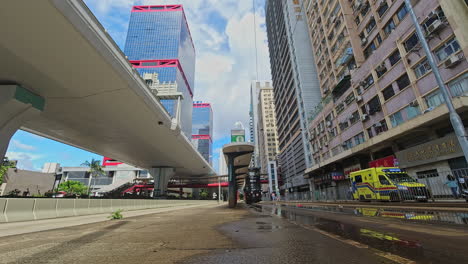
0, 202, 467, 263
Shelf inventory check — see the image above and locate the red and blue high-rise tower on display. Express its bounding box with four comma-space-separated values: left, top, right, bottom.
124, 5, 195, 137
192, 102, 213, 165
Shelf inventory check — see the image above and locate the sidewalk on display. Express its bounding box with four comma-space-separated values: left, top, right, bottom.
0, 202, 221, 238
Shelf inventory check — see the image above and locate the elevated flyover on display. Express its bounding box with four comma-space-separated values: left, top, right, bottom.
0, 0, 214, 195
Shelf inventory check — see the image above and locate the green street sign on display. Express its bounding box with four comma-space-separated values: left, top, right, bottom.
231, 135, 245, 142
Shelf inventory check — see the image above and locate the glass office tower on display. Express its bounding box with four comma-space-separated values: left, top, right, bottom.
192, 102, 213, 164
124, 5, 195, 137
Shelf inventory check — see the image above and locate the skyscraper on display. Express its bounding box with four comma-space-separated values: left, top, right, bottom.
124, 5, 195, 137
256, 82, 278, 176
249, 81, 260, 167
192, 102, 213, 164
266, 0, 322, 199
255, 81, 280, 194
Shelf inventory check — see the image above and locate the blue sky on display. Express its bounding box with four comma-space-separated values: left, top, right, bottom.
6, 0, 271, 172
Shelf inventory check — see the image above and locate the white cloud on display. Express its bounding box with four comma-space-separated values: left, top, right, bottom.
11, 140, 36, 151
5, 151, 43, 171
84, 0, 272, 147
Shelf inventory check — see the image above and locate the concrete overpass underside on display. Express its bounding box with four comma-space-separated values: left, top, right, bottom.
0, 0, 214, 186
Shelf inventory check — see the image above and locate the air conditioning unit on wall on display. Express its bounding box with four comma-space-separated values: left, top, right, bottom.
444, 54, 463, 68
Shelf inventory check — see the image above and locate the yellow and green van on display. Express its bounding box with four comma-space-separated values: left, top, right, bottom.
350, 167, 430, 201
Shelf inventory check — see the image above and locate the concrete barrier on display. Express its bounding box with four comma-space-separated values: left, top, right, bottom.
0, 198, 215, 223
4, 198, 35, 222
74, 199, 90, 216
89, 199, 101, 214
0, 199, 7, 222
34, 199, 58, 220
101, 199, 112, 213
56, 199, 75, 217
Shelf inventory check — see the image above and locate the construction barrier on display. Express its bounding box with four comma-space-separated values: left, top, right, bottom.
0, 198, 213, 223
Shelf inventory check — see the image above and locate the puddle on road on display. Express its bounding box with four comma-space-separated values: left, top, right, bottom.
277, 204, 468, 225
254, 204, 468, 263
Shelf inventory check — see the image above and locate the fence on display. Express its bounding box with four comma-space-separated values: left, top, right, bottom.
282, 168, 468, 202
0, 198, 214, 223
415, 168, 468, 200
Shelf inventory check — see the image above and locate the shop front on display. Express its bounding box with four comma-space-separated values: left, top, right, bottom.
395, 134, 468, 197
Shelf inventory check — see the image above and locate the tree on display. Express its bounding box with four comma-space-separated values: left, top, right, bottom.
57, 180, 88, 196
81, 158, 105, 196
0, 157, 16, 185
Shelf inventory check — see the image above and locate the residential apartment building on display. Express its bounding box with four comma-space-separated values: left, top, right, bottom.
256, 82, 280, 193
266, 0, 322, 199
304, 0, 468, 199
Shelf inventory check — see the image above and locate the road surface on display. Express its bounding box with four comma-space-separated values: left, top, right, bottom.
0, 202, 467, 263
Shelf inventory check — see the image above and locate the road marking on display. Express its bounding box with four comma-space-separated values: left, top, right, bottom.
288, 220, 416, 264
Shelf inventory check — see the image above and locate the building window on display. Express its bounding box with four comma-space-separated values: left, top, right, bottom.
354, 132, 365, 145
416, 169, 439, 179
435, 38, 461, 62
388, 50, 401, 66
365, 18, 377, 34
390, 111, 404, 127
364, 42, 377, 59
376, 64, 387, 78
396, 73, 411, 90
339, 120, 349, 131
349, 111, 360, 125
343, 138, 353, 150
406, 104, 421, 120
355, 16, 361, 26
382, 85, 395, 100
361, 1, 370, 16
367, 127, 374, 139
377, 1, 389, 17
404, 33, 419, 52
449, 73, 468, 97
364, 74, 374, 89
375, 119, 388, 135
329, 127, 337, 138
414, 59, 431, 78
368, 96, 382, 115
396, 4, 408, 21
425, 90, 445, 108
344, 93, 356, 105
383, 19, 396, 36
336, 103, 345, 114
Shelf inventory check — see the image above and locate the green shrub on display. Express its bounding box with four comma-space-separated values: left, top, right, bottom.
57, 180, 88, 196
109, 209, 123, 220
200, 190, 209, 199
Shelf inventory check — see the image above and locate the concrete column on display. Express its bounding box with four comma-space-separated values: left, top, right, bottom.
0, 85, 44, 160
149, 167, 175, 198
227, 155, 237, 208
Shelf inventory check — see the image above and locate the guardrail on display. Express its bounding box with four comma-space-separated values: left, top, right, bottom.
0, 198, 213, 223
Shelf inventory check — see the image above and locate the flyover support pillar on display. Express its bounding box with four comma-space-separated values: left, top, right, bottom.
227, 154, 237, 208
0, 85, 44, 160
149, 167, 175, 198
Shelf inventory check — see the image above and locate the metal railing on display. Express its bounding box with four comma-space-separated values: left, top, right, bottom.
285, 168, 468, 202
415, 168, 468, 200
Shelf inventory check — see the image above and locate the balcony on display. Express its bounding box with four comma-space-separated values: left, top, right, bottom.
335, 47, 354, 68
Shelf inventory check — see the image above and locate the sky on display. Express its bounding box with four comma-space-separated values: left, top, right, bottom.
6, 0, 271, 173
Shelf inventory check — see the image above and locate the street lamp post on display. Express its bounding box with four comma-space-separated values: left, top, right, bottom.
404, 0, 468, 164
218, 175, 221, 203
